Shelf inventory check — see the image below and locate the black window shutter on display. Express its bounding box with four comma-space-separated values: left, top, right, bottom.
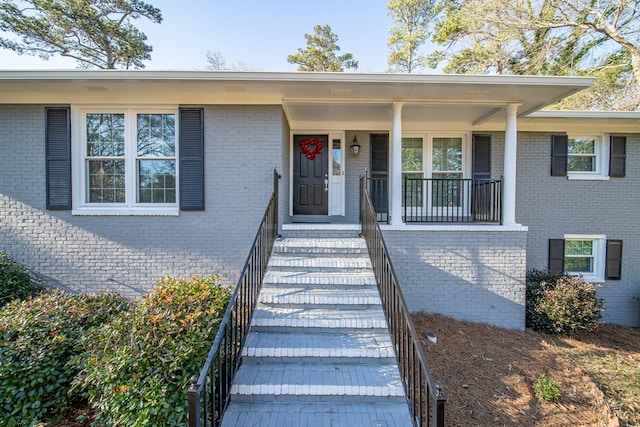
551, 135, 567, 176
45, 107, 72, 210
548, 239, 565, 274
606, 240, 623, 280
472, 134, 491, 180
609, 136, 626, 177
179, 108, 205, 211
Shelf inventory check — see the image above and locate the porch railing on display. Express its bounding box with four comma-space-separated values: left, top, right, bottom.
366, 176, 503, 224
187, 169, 281, 427
359, 173, 446, 427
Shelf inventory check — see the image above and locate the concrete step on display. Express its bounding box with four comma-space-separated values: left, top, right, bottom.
221, 401, 414, 427
263, 269, 377, 286
251, 304, 389, 331
267, 254, 372, 272
258, 286, 382, 306
241, 330, 395, 361
273, 237, 368, 255
229, 362, 406, 402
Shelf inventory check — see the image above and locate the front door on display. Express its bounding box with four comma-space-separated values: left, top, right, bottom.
293, 134, 329, 215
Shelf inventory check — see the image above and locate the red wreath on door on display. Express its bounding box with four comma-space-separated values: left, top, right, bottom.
299, 138, 323, 160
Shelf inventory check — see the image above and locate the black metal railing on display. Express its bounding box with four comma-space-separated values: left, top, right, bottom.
360, 173, 446, 427
187, 169, 280, 427
366, 176, 502, 224
404, 177, 502, 223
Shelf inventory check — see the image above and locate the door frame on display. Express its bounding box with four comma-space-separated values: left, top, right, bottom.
289, 131, 345, 216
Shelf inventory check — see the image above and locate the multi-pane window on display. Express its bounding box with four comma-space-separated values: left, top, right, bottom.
564, 239, 594, 274
402, 137, 423, 207
432, 137, 463, 207
567, 137, 596, 172
86, 113, 126, 203
81, 109, 177, 210
137, 114, 176, 203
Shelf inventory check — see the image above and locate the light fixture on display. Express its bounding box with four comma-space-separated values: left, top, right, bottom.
350, 135, 361, 156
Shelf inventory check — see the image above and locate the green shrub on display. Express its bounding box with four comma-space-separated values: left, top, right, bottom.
75, 275, 231, 427
526, 269, 604, 334
0, 251, 43, 308
533, 373, 561, 403
0, 291, 132, 426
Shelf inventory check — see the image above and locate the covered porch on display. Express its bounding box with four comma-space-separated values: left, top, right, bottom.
281, 74, 591, 227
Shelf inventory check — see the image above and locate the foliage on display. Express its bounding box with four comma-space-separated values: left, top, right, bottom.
430, 0, 640, 110
74, 275, 231, 427
0, 0, 162, 69
287, 24, 358, 72
0, 291, 132, 425
205, 50, 255, 71
526, 269, 604, 334
387, 0, 437, 73
533, 372, 561, 403
0, 251, 42, 308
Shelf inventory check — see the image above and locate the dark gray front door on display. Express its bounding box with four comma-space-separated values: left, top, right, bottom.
293, 134, 328, 215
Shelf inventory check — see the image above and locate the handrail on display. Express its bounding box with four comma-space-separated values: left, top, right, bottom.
404, 176, 502, 223
188, 169, 280, 427
360, 172, 446, 427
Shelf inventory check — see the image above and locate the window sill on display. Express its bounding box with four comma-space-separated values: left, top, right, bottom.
72, 208, 179, 216
566, 174, 609, 181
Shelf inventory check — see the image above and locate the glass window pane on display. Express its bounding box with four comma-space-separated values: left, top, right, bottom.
138, 160, 176, 203
565, 257, 593, 273
568, 138, 595, 154
332, 139, 341, 176
402, 137, 423, 172
565, 240, 593, 256
431, 172, 462, 207
403, 173, 423, 207
568, 156, 595, 172
137, 113, 176, 157
88, 160, 125, 203
432, 137, 462, 172
86, 113, 125, 157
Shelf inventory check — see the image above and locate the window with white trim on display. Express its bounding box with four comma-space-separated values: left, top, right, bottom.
431, 136, 463, 207
402, 137, 424, 208
567, 134, 608, 180
564, 234, 606, 282
74, 107, 178, 215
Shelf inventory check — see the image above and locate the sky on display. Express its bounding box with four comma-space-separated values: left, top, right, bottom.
0, 0, 396, 72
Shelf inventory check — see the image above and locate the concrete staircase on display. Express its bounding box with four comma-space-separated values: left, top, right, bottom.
220, 237, 414, 427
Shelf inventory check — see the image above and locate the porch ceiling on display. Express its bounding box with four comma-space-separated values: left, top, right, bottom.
0, 70, 595, 129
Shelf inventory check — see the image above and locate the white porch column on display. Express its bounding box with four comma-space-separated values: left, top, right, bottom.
503, 104, 519, 226
390, 102, 404, 226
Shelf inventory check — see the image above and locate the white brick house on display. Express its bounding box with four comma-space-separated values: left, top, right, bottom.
1, 70, 638, 329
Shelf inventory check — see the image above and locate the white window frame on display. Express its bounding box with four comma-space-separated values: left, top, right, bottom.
566, 134, 609, 181
564, 234, 606, 283
72, 105, 180, 216
427, 133, 470, 216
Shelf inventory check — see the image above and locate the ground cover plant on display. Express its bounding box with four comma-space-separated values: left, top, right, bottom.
0, 251, 42, 308
0, 291, 131, 426
73, 275, 231, 426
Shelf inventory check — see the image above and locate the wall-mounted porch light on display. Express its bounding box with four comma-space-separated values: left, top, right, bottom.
350, 135, 361, 156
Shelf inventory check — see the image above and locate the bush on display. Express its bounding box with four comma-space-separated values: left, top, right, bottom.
75, 275, 231, 427
0, 251, 43, 308
0, 291, 132, 426
533, 373, 561, 403
526, 269, 604, 334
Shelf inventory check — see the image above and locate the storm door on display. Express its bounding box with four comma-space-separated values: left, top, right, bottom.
293, 134, 329, 215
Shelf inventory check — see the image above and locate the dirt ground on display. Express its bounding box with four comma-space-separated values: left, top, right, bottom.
412, 312, 640, 427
